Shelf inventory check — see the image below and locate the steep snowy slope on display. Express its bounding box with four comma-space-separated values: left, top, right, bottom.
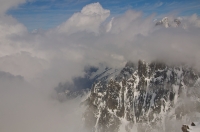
83, 60, 200, 132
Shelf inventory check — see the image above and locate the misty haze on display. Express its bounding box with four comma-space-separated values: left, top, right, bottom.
1, 0, 200, 132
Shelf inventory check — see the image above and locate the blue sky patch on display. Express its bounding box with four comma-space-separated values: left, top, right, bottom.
7, 0, 200, 31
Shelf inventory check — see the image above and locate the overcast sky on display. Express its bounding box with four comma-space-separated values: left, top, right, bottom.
1, 0, 200, 132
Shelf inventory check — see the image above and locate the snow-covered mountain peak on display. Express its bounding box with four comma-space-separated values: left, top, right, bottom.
162, 17, 169, 27
83, 60, 200, 132
54, 60, 200, 131
155, 17, 181, 28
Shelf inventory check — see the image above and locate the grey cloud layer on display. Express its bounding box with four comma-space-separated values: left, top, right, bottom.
1, 2, 200, 82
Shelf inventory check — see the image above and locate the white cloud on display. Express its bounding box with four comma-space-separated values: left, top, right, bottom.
0, 51, 49, 80
188, 14, 200, 27
0, 2, 200, 85
57, 2, 110, 34
1, 2, 200, 83
0, 72, 87, 132
0, 0, 26, 15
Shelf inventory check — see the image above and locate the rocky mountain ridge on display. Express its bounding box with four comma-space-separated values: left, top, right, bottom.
155, 17, 181, 28
83, 60, 200, 132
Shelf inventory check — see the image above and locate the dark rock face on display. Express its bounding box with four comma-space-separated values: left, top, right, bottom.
83, 60, 200, 132
182, 125, 189, 132
182, 122, 197, 132
191, 122, 196, 126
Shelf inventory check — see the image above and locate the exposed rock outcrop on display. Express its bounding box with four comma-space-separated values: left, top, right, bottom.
83, 60, 200, 132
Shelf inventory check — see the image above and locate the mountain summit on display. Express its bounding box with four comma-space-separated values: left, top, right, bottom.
83, 60, 200, 132
155, 17, 181, 28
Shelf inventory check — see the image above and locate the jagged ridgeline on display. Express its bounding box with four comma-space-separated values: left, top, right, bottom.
83, 60, 200, 132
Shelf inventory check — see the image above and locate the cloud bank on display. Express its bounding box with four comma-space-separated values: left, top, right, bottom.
1, 1, 200, 132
